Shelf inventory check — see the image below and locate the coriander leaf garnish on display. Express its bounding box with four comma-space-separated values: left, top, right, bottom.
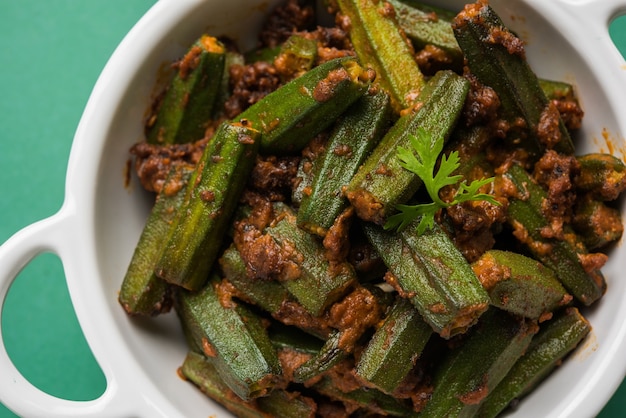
384, 127, 499, 234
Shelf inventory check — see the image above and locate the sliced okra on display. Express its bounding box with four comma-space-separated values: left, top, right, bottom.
273, 34, 318, 80
118, 164, 193, 316
146, 35, 226, 145
176, 275, 281, 400
393, 0, 458, 21
180, 351, 269, 418
363, 221, 488, 338
472, 250, 572, 320
452, 3, 575, 157
538, 78, 584, 131
419, 308, 538, 417
220, 244, 331, 339
355, 297, 432, 394
291, 134, 327, 207
156, 121, 261, 291
256, 389, 317, 418
297, 89, 392, 236
539, 78, 578, 102
219, 244, 290, 314
363, 222, 456, 335
400, 220, 491, 336
335, 0, 425, 112
313, 375, 418, 417
477, 307, 591, 417
181, 351, 316, 418
244, 45, 281, 64
268, 321, 324, 356
503, 163, 606, 305
237, 56, 373, 153
387, 0, 463, 71
572, 195, 624, 250
292, 329, 347, 383
575, 153, 626, 201
263, 205, 357, 316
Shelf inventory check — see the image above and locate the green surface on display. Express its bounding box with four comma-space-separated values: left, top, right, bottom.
0, 2, 624, 418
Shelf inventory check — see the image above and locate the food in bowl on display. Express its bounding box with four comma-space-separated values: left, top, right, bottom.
117, 0, 626, 416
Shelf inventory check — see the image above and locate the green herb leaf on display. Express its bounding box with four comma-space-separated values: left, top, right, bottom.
384, 127, 499, 233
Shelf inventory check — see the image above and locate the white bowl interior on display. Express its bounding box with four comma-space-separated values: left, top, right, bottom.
84, 0, 626, 416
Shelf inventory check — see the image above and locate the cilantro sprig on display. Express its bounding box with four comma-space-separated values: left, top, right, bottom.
384, 128, 500, 235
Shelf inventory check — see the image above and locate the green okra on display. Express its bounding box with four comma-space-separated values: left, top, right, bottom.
355, 297, 432, 394
444, 119, 493, 160
181, 351, 316, 418
345, 70, 469, 225
452, 3, 575, 157
274, 34, 318, 79
176, 276, 281, 400
387, 0, 463, 70
291, 143, 321, 207
256, 390, 317, 418
539, 78, 578, 103
472, 250, 571, 320
297, 89, 392, 236
336, 0, 425, 111
244, 45, 281, 64
180, 351, 269, 418
119, 164, 193, 316
419, 308, 538, 417
293, 329, 347, 383
363, 221, 488, 338
538, 78, 584, 131
503, 163, 606, 305
220, 244, 331, 339
156, 121, 261, 291
146, 35, 226, 145
313, 375, 418, 417
292, 165, 310, 208
572, 196, 624, 250
219, 244, 290, 314
363, 220, 454, 334
477, 307, 591, 418
264, 205, 356, 316
237, 57, 373, 153
268, 322, 325, 356
575, 153, 626, 201
400, 220, 491, 335
394, 0, 458, 21
214, 51, 245, 116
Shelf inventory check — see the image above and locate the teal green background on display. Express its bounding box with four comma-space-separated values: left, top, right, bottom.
0, 2, 625, 417
0, 1, 157, 417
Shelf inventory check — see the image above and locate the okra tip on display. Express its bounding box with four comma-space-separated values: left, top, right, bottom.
345, 188, 386, 225
440, 302, 490, 339
198, 35, 226, 54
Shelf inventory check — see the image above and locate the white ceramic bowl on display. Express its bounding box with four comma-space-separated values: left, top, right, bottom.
1, 0, 626, 416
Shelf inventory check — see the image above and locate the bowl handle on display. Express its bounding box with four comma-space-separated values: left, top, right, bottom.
0, 212, 129, 417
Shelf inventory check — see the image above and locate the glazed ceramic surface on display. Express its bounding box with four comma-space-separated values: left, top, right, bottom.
1, 0, 626, 416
